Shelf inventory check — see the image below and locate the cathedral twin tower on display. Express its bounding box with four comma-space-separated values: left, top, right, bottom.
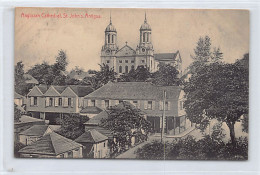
101, 13, 182, 75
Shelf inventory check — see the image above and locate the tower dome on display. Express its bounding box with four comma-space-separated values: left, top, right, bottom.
105, 16, 117, 32
140, 13, 151, 31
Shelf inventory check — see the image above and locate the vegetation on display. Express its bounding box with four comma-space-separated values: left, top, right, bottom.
118, 65, 151, 82
58, 113, 89, 140
136, 135, 248, 160
101, 102, 151, 152
14, 104, 22, 122
184, 36, 249, 145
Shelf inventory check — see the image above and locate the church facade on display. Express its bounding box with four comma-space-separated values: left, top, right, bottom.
100, 14, 182, 75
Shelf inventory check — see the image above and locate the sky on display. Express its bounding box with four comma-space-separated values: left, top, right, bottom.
15, 8, 249, 72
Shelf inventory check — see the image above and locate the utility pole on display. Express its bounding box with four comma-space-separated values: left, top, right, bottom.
161, 90, 166, 142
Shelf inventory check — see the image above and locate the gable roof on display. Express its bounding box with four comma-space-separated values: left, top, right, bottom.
84, 110, 109, 125
14, 92, 24, 99
80, 106, 103, 114
27, 86, 45, 96
44, 86, 62, 96
115, 45, 136, 57
154, 51, 180, 62
85, 82, 182, 100
19, 132, 82, 155
19, 125, 49, 136
75, 129, 108, 143
24, 74, 39, 84
85, 126, 114, 139
69, 86, 94, 97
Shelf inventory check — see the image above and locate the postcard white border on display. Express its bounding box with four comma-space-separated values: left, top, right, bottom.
0, 0, 260, 175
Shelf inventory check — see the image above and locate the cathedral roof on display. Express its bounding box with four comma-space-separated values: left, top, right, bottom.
154, 51, 181, 62
115, 44, 136, 57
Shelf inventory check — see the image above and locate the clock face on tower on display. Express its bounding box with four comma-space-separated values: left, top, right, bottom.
106, 49, 111, 54
142, 48, 146, 52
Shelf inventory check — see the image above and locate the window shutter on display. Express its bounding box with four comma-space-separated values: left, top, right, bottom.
137, 101, 140, 109
64, 98, 68, 107
46, 97, 50, 107
71, 98, 74, 107
159, 101, 163, 111
152, 101, 155, 110
30, 97, 33, 106
88, 99, 91, 106
168, 101, 171, 110
101, 100, 105, 108
62, 97, 65, 107
54, 98, 59, 107
144, 101, 148, 110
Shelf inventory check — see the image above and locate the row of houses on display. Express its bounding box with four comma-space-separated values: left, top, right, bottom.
15, 81, 191, 158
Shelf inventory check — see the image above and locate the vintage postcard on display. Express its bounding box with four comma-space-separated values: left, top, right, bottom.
14, 7, 249, 160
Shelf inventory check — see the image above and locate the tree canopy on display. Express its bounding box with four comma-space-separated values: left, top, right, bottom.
101, 102, 151, 150
58, 113, 89, 140
184, 54, 249, 145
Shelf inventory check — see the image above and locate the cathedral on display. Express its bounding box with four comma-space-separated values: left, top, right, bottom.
101, 13, 182, 75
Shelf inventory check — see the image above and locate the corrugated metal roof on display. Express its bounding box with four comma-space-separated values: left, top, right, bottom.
75, 129, 108, 143
84, 110, 109, 125
69, 86, 94, 97
154, 51, 179, 61
85, 82, 181, 100
19, 132, 82, 155
80, 106, 103, 114
19, 125, 49, 136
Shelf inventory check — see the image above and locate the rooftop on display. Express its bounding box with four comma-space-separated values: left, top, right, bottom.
154, 51, 180, 61
80, 106, 103, 114
19, 125, 49, 136
19, 132, 82, 155
75, 129, 108, 143
84, 82, 182, 100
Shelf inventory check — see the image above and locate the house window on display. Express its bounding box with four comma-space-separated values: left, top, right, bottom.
132, 101, 138, 107
119, 66, 122, 73
105, 100, 109, 108
91, 100, 96, 107
59, 98, 62, 106
104, 142, 106, 147
141, 60, 145, 63
33, 97, 37, 106
165, 101, 169, 111
147, 101, 152, 110
125, 66, 128, 73
106, 60, 110, 64
119, 100, 123, 103
125, 60, 128, 63
68, 98, 71, 106
119, 60, 122, 63
49, 98, 53, 106
131, 65, 135, 70
131, 60, 134, 63
68, 151, 73, 158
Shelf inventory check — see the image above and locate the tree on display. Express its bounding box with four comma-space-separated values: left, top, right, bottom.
152, 63, 180, 86
27, 62, 54, 85
90, 64, 117, 89
211, 47, 223, 63
58, 114, 89, 140
184, 55, 249, 145
14, 103, 22, 122
14, 61, 29, 95
53, 50, 68, 74
189, 36, 212, 73
100, 102, 151, 151
119, 65, 151, 82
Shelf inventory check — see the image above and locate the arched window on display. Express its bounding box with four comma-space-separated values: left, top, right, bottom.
108, 34, 110, 43
119, 66, 122, 73
143, 33, 145, 43
125, 66, 128, 73
112, 35, 114, 43
147, 33, 149, 42
131, 65, 135, 70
